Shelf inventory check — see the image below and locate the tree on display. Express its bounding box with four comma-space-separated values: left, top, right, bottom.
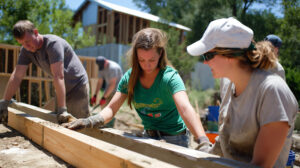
0, 0, 94, 49
277, 0, 300, 104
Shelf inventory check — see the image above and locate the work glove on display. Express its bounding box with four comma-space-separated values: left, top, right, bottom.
63, 113, 104, 130
99, 97, 106, 106
195, 136, 213, 153
57, 107, 75, 124
0, 99, 10, 123
90, 94, 97, 106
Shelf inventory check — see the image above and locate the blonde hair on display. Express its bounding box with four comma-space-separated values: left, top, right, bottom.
13, 20, 36, 39
126, 28, 171, 108
214, 41, 277, 70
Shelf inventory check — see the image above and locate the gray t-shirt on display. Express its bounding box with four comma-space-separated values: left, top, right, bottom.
268, 61, 285, 81
216, 69, 298, 167
98, 60, 123, 92
17, 34, 88, 94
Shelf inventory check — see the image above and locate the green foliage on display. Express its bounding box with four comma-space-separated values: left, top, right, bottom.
242, 10, 280, 41
0, 0, 94, 49
277, 0, 300, 104
285, 68, 300, 105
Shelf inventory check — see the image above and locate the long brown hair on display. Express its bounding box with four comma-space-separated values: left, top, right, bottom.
214, 41, 277, 70
126, 28, 171, 108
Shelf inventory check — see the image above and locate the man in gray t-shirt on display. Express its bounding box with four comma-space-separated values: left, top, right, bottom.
0, 20, 89, 124
90, 56, 123, 108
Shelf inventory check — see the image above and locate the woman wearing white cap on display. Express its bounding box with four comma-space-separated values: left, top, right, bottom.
187, 17, 298, 168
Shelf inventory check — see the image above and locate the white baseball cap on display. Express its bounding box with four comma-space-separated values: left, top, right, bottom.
187, 17, 254, 56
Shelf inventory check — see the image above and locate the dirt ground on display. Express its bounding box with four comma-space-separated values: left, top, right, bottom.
0, 124, 72, 168
1, 105, 300, 167
0, 105, 144, 168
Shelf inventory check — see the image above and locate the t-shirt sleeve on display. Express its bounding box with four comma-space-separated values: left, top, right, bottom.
46, 41, 64, 64
117, 70, 130, 94
259, 79, 297, 127
168, 71, 186, 94
17, 49, 32, 65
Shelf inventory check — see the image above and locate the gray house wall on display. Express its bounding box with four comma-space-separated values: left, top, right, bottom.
191, 62, 215, 90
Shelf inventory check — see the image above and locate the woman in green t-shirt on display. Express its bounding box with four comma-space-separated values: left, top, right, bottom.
64, 28, 208, 147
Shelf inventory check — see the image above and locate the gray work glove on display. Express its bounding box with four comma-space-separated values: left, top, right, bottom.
63, 113, 104, 130
57, 107, 75, 124
0, 99, 10, 124
195, 136, 213, 153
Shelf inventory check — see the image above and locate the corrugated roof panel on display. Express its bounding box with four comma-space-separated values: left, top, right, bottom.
89, 0, 191, 31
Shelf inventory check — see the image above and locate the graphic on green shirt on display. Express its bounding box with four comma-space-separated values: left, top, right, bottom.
134, 98, 163, 109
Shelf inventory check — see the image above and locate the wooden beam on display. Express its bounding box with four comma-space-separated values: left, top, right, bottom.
5, 48, 8, 73
7, 107, 179, 168
125, 15, 129, 44
9, 102, 257, 168
133, 16, 136, 36
119, 14, 123, 43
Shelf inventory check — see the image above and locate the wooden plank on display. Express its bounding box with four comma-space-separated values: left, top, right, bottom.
0, 43, 20, 49
139, 18, 143, 30
125, 15, 129, 44
119, 14, 123, 43
133, 16, 136, 36
7, 107, 179, 168
13, 48, 17, 68
10, 102, 57, 123
0, 76, 9, 99
8, 107, 44, 146
5, 48, 8, 73
9, 102, 257, 168
80, 128, 255, 168
44, 81, 50, 102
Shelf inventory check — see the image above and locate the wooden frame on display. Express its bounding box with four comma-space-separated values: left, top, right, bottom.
8, 107, 179, 168
0, 43, 99, 110
9, 102, 257, 168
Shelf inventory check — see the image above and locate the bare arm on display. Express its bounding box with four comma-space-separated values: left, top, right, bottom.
103, 77, 117, 98
50, 61, 66, 108
173, 91, 206, 139
251, 121, 289, 168
3, 65, 28, 100
100, 92, 127, 124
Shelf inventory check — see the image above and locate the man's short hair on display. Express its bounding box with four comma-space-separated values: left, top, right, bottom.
13, 20, 36, 39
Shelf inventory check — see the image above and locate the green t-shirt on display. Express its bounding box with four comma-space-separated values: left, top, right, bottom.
117, 66, 186, 135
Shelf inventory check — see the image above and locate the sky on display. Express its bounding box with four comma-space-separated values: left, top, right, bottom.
65, 0, 283, 18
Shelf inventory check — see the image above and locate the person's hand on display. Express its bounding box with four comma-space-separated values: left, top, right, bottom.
57, 107, 75, 124
99, 97, 106, 106
62, 118, 92, 130
90, 94, 97, 106
63, 113, 105, 130
195, 136, 213, 153
0, 99, 10, 123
